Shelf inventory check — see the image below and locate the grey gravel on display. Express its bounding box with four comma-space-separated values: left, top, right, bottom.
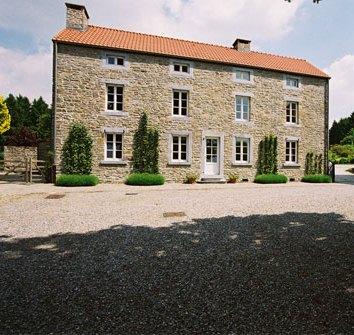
0, 182, 353, 334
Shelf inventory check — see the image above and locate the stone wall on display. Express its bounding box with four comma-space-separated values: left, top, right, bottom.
54, 43, 328, 183
4, 146, 37, 169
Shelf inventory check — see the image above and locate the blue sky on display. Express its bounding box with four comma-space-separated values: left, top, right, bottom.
0, 0, 353, 123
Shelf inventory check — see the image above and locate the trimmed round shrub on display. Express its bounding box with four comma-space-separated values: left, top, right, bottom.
301, 174, 332, 183
254, 174, 288, 184
125, 173, 165, 186
56, 174, 99, 187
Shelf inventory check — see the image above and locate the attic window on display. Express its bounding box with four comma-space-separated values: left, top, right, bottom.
106, 55, 125, 66
173, 63, 190, 74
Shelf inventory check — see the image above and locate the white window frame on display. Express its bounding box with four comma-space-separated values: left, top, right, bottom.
168, 132, 192, 165
285, 139, 298, 164
286, 101, 299, 124
235, 95, 250, 122
283, 75, 301, 90
106, 84, 124, 113
104, 132, 123, 162
172, 90, 189, 117
233, 67, 254, 84
169, 59, 194, 77
232, 136, 252, 165
102, 51, 129, 70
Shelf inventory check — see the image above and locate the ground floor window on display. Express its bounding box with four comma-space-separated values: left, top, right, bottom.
172, 135, 188, 162
235, 137, 250, 163
105, 133, 123, 160
285, 140, 298, 163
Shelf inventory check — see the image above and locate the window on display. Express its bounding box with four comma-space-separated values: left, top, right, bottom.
106, 55, 125, 66
172, 135, 188, 162
285, 76, 299, 88
235, 137, 250, 163
235, 96, 250, 121
173, 90, 188, 116
107, 85, 123, 112
286, 140, 298, 163
235, 69, 251, 81
173, 63, 190, 74
286, 101, 298, 124
105, 133, 123, 160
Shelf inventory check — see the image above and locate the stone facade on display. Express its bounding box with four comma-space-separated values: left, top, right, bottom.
53, 43, 328, 183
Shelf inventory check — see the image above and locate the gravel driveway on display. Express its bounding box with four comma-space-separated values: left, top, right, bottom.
0, 182, 353, 334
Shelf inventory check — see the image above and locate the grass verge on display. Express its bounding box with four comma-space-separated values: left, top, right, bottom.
56, 174, 99, 187
301, 174, 332, 183
125, 173, 165, 186
254, 174, 288, 184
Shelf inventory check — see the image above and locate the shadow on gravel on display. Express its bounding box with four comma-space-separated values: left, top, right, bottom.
0, 212, 353, 334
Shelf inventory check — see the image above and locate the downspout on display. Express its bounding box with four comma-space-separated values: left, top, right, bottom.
52, 41, 57, 166
324, 78, 329, 174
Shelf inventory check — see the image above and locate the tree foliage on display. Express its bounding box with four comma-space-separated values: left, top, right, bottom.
329, 112, 354, 145
0, 94, 52, 147
0, 96, 11, 135
257, 134, 278, 175
132, 112, 159, 174
61, 123, 93, 175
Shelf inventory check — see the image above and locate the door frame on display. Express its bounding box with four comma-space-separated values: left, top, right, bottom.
201, 130, 224, 179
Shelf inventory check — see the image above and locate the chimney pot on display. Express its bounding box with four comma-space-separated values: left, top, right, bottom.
65, 3, 89, 31
233, 38, 251, 52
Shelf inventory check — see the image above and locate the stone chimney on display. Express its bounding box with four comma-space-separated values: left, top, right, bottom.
233, 38, 251, 52
65, 3, 89, 31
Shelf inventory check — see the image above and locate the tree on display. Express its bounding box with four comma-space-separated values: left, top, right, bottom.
341, 128, 354, 145
0, 96, 11, 135
61, 123, 93, 175
31, 97, 51, 139
132, 113, 159, 173
329, 112, 354, 145
257, 135, 278, 175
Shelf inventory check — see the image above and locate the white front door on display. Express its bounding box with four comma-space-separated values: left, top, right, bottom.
205, 137, 220, 176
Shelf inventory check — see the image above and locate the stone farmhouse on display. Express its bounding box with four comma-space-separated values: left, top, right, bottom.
52, 3, 330, 183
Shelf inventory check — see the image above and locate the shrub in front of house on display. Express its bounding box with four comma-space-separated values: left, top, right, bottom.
125, 173, 165, 186
254, 173, 288, 184
227, 173, 239, 183
301, 174, 332, 183
56, 174, 99, 187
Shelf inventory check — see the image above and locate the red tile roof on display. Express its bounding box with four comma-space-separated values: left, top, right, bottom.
53, 25, 329, 79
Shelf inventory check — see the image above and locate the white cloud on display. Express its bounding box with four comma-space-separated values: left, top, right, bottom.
0, 47, 52, 102
324, 55, 354, 123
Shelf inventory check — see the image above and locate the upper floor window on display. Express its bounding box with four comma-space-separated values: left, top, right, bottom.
105, 133, 123, 161
106, 55, 125, 66
285, 140, 298, 164
235, 95, 250, 121
286, 101, 299, 124
285, 75, 300, 89
173, 62, 190, 74
235, 137, 250, 164
107, 85, 123, 112
236, 69, 250, 81
173, 90, 188, 116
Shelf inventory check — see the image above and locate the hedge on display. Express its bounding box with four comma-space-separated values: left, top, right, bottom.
301, 174, 332, 183
125, 173, 165, 186
56, 174, 99, 187
254, 174, 288, 184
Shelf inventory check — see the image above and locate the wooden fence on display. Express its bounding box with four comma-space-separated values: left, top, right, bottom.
0, 158, 56, 183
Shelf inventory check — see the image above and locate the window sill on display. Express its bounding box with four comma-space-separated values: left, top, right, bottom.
103, 111, 129, 117
231, 163, 252, 167
235, 119, 251, 124
234, 79, 254, 85
284, 86, 301, 91
285, 122, 300, 127
169, 72, 194, 78
168, 161, 191, 166
102, 64, 128, 70
283, 163, 301, 168
171, 116, 190, 121
100, 160, 128, 166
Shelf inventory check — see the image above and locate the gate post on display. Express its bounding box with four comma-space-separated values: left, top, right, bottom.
29, 157, 33, 183
25, 157, 29, 183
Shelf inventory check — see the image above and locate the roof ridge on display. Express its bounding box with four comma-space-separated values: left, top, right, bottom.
88, 24, 307, 62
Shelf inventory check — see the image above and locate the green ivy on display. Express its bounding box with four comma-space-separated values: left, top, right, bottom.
132, 112, 159, 173
257, 134, 278, 175
305, 152, 323, 175
61, 123, 93, 175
